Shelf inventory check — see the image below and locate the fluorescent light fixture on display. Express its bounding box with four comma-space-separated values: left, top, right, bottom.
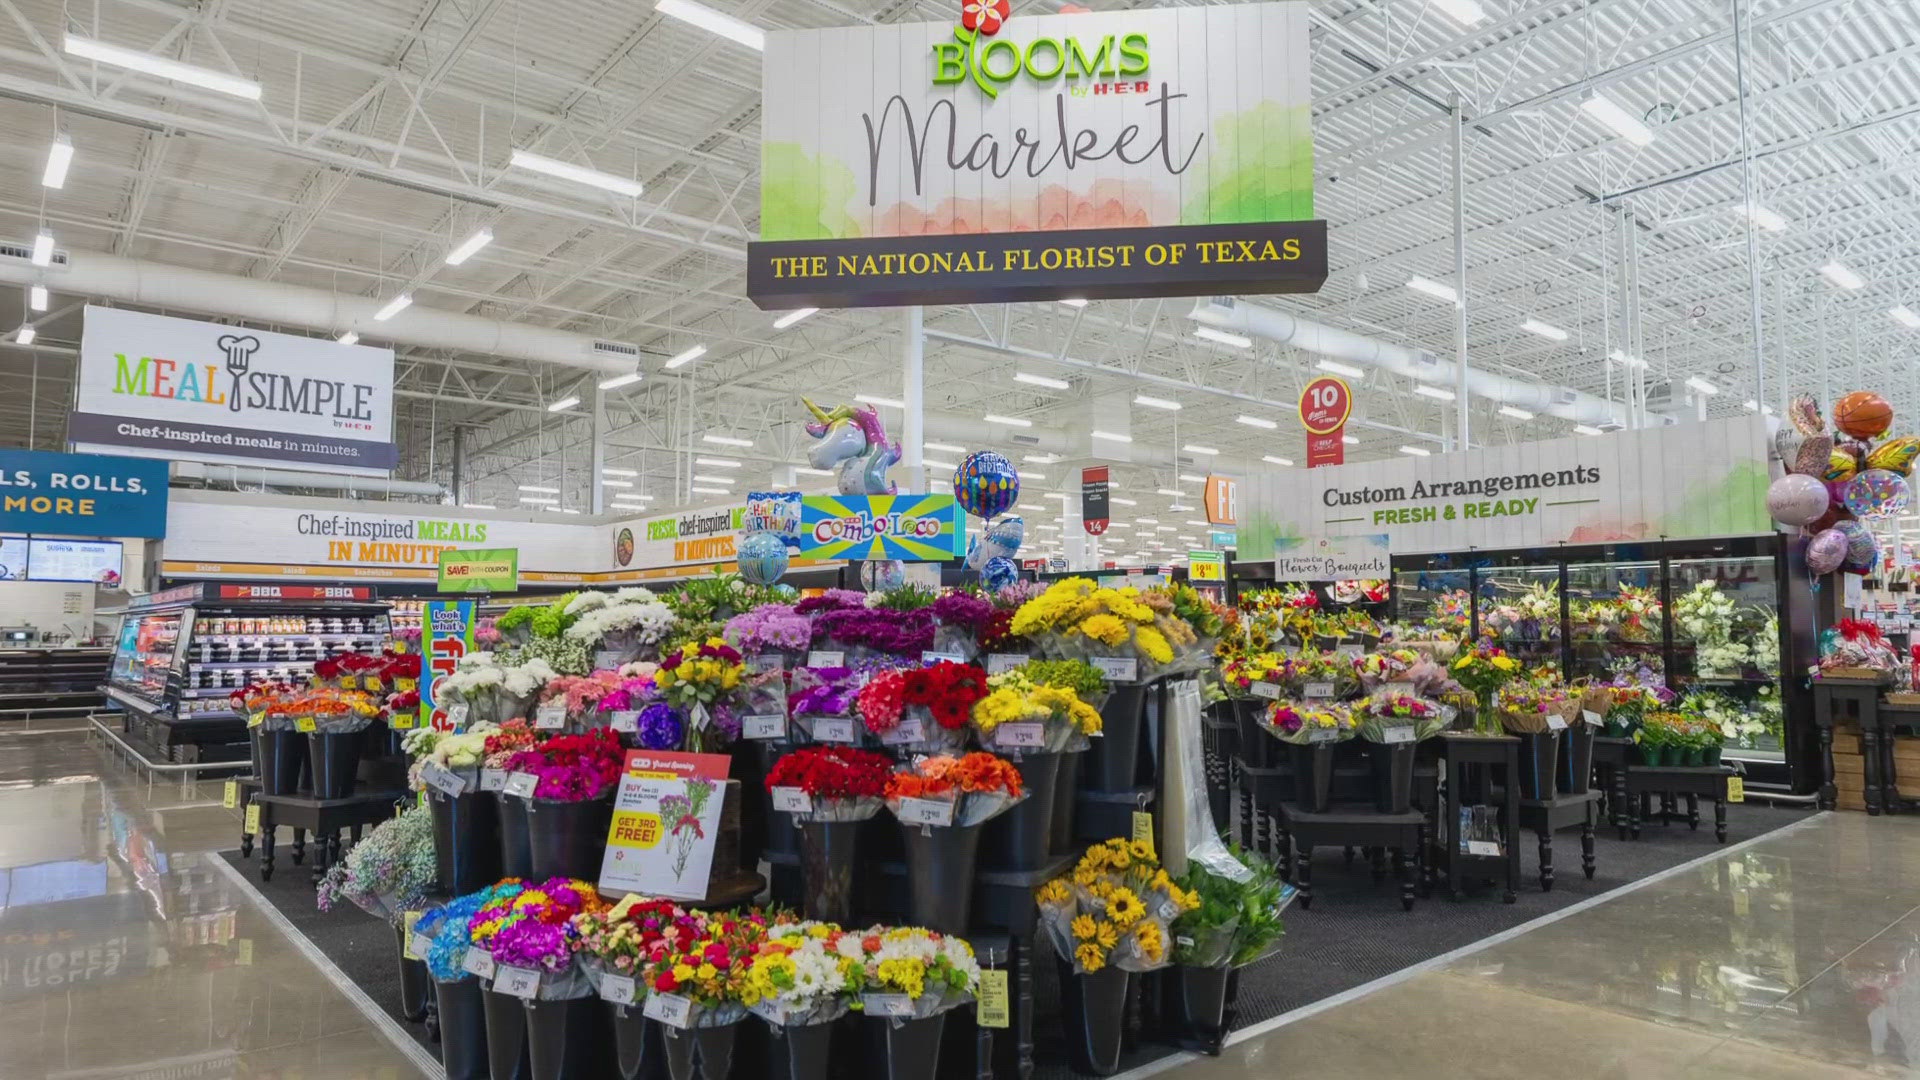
1014, 371, 1071, 390
772, 308, 818, 329
1133, 394, 1182, 411
1739, 202, 1788, 232
27, 286, 47, 312
1236, 415, 1279, 430
1341, 436, 1358, 446
598, 371, 643, 390
663, 344, 707, 370
1182, 444, 1219, 456
703, 434, 754, 447
560, 508, 581, 515
1316, 359, 1366, 378
15, 325, 35, 346
794, 466, 833, 477
64, 35, 263, 99
1155, 526, 1178, 533
1430, 0, 1486, 24
1262, 455, 1295, 466
519, 495, 559, 505
1521, 319, 1569, 341
1045, 492, 1070, 500
1893, 306, 1920, 329
1742, 400, 1762, 412
1685, 376, 1719, 395
922, 460, 956, 472
694, 457, 741, 468
461, 503, 496, 510
602, 467, 639, 477
336, 331, 359, 346
601, 479, 634, 488
1169, 502, 1195, 511
1058, 298, 1088, 309
1091, 430, 1133, 443
854, 393, 903, 408
1105, 521, 1129, 528
1406, 276, 1458, 304
1155, 488, 1185, 497
41, 135, 72, 190
654, 0, 766, 50
612, 501, 649, 510
1037, 524, 1061, 532
30, 232, 53, 267
1608, 349, 1647, 368
1135, 517, 1160, 525
1573, 424, 1604, 436
518, 485, 560, 494
1413, 384, 1456, 401
1193, 326, 1252, 349
1024, 453, 1058, 464
1111, 497, 1138, 507
1023, 470, 1046, 480
1399, 445, 1432, 457
1579, 93, 1655, 146
983, 414, 1033, 427
692, 474, 736, 485
547, 395, 580, 412
1186, 520, 1212, 527
1498, 405, 1536, 420
372, 293, 412, 321
508, 149, 644, 197
691, 485, 730, 495
924, 442, 967, 454
444, 228, 493, 265
1820, 260, 1866, 290
1178, 473, 1206, 483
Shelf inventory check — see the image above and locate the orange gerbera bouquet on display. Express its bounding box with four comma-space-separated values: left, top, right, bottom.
884, 751, 1026, 828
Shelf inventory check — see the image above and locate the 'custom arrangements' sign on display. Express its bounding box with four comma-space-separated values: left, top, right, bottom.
749, 2, 1325, 308
797, 495, 966, 561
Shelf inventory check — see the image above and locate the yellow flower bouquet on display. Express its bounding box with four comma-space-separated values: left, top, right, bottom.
1009, 578, 1181, 678
972, 666, 1103, 753
1034, 838, 1199, 974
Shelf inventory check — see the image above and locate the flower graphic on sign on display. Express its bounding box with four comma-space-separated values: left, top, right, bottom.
665, 778, 715, 882
961, 0, 1009, 35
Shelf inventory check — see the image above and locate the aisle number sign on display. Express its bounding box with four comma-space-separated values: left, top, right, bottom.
599, 751, 732, 901
1299, 376, 1351, 468
437, 548, 519, 593
420, 600, 475, 732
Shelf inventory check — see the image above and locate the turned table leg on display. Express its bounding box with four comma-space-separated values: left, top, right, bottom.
1581, 802, 1597, 880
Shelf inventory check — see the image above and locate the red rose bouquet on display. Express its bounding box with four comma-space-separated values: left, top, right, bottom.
860, 661, 988, 754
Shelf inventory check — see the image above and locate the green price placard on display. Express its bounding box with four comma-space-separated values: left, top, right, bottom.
437, 548, 519, 593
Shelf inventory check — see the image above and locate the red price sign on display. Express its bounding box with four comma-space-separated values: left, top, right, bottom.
1298, 376, 1351, 435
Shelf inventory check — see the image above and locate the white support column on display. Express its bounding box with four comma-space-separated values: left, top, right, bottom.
590, 385, 607, 514
903, 306, 926, 493
1451, 95, 1471, 451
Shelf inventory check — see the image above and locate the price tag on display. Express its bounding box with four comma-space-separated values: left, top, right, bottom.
1545, 714, 1568, 731
599, 973, 638, 1005
1466, 840, 1502, 857
1380, 726, 1416, 744
407, 931, 432, 960
976, 970, 1010, 1029
1384, 681, 1416, 697
812, 717, 856, 743
1093, 657, 1138, 682
244, 804, 261, 833
294, 717, 317, 733
1251, 681, 1280, 701
744, 714, 788, 740
421, 762, 468, 797
609, 710, 640, 733
1335, 644, 1365, 658
1583, 710, 1603, 727
594, 650, 623, 671
1131, 810, 1155, 855
503, 772, 540, 799
247, 711, 265, 728
750, 653, 786, 673
807, 650, 846, 668
463, 949, 496, 979
390, 714, 416, 730
494, 965, 542, 999
479, 769, 507, 792
1727, 776, 1745, 803
1307, 726, 1340, 743
987, 653, 1029, 675
862, 993, 914, 1018
446, 703, 470, 727
771, 787, 813, 814
882, 715, 928, 746
921, 651, 966, 665
645, 992, 694, 1028
535, 702, 567, 729
994, 722, 1044, 749
1304, 682, 1335, 700
222, 781, 239, 810
897, 796, 955, 827
236, 939, 253, 965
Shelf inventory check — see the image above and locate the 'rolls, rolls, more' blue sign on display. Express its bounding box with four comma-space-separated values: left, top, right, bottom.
0, 450, 169, 538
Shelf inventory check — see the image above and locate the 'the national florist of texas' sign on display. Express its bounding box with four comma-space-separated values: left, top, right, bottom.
798, 494, 965, 561
749, 2, 1324, 308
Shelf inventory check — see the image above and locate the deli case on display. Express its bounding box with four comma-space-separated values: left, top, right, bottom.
104, 583, 392, 761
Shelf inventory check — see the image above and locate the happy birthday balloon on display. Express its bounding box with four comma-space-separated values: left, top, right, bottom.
1773, 428, 1804, 471
1806, 528, 1849, 575
1867, 436, 1920, 475
1845, 468, 1911, 519
980, 556, 1019, 591
1835, 518, 1878, 572
1788, 394, 1826, 437
965, 514, 1025, 571
952, 451, 1020, 520
736, 530, 789, 585
1767, 473, 1832, 526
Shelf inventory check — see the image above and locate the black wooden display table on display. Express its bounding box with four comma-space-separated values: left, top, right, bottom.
1592, 737, 1634, 839
1273, 804, 1425, 911
234, 777, 262, 856
1624, 765, 1736, 842
1877, 703, 1920, 813
1813, 676, 1888, 812
253, 790, 406, 882
1437, 734, 1520, 904
1515, 790, 1600, 891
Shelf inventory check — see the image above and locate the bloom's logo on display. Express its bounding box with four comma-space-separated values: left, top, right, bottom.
933, 4, 1149, 99
216, 334, 260, 414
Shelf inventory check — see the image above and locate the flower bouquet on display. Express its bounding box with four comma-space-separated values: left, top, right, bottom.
767, 745, 896, 923
565, 588, 678, 665
536, 671, 622, 730
972, 668, 1101, 754
977, 606, 1031, 662
838, 925, 980, 1022
421, 880, 527, 981
1355, 690, 1452, 743
501, 728, 625, 801
316, 804, 436, 921
863, 661, 990, 754
595, 669, 658, 735
724, 603, 814, 668
1163, 848, 1287, 1045
1634, 709, 1723, 766
790, 666, 866, 746
638, 912, 770, 1031
654, 638, 747, 751
484, 876, 610, 1001
570, 896, 704, 986
1495, 676, 1573, 734
1009, 578, 1176, 676
1613, 584, 1664, 644
812, 604, 936, 662
416, 881, 528, 1078
405, 722, 499, 792
1352, 648, 1423, 691
887, 752, 1027, 933
501, 728, 625, 881
746, 922, 868, 1031
1451, 643, 1523, 734
439, 653, 559, 725
927, 591, 994, 660
1258, 702, 1357, 746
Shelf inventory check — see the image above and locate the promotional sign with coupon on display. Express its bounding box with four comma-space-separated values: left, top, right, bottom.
437, 547, 520, 593
420, 600, 475, 731
598, 750, 732, 900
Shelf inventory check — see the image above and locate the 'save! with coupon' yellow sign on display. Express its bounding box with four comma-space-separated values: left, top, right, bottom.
437, 547, 519, 592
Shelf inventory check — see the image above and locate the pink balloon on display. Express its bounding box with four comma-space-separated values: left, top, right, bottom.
1768, 473, 1831, 526
1807, 529, 1848, 575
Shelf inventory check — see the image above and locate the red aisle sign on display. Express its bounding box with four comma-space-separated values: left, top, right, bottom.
1299, 376, 1352, 468
1081, 466, 1110, 535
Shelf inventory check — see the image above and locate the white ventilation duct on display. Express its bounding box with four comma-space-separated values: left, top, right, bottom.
171, 461, 447, 499
1190, 297, 1627, 428
0, 247, 638, 375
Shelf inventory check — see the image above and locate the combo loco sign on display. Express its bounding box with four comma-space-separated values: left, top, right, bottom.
750, 2, 1324, 308
74, 307, 397, 475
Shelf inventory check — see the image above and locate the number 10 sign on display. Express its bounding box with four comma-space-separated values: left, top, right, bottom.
1299, 376, 1351, 469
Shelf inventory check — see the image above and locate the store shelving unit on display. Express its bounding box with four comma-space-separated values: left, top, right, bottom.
0, 646, 112, 727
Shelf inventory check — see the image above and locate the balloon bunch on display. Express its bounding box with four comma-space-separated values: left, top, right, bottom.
952, 450, 1025, 591
797, 396, 906, 591
1767, 390, 1917, 576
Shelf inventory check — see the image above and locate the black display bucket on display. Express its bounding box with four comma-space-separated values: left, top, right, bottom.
256, 729, 309, 796
1161, 964, 1231, 1044
1367, 741, 1416, 814
483, 987, 534, 1080
526, 794, 614, 881
525, 996, 609, 1080
1087, 683, 1148, 792
307, 730, 363, 799
431, 788, 504, 894
876, 1013, 945, 1080
1558, 725, 1596, 795
1060, 960, 1131, 1076
435, 976, 490, 1080
1051, 752, 1080, 855
768, 1020, 832, 1080
798, 820, 860, 925
1235, 699, 1276, 770
901, 821, 982, 935
394, 922, 430, 1022
983, 752, 1064, 871
610, 1003, 665, 1080
1288, 744, 1335, 812
662, 1021, 740, 1080
1517, 731, 1562, 801
499, 795, 535, 879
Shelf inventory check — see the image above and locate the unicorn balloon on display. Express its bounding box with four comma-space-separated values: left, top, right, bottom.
802, 398, 901, 495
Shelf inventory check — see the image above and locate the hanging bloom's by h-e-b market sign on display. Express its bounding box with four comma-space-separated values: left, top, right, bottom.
72, 306, 397, 475
749, 2, 1324, 308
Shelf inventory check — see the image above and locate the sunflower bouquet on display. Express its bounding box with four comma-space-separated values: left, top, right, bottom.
1259, 702, 1358, 745
883, 752, 1026, 827
745, 921, 869, 1027
835, 925, 979, 1020
1008, 578, 1176, 676
971, 667, 1102, 753
1035, 838, 1200, 975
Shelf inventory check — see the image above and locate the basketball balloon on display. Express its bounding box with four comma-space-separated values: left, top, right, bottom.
1834, 391, 1894, 440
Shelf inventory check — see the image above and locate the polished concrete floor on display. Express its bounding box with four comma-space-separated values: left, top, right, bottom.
1, 730, 1913, 1079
